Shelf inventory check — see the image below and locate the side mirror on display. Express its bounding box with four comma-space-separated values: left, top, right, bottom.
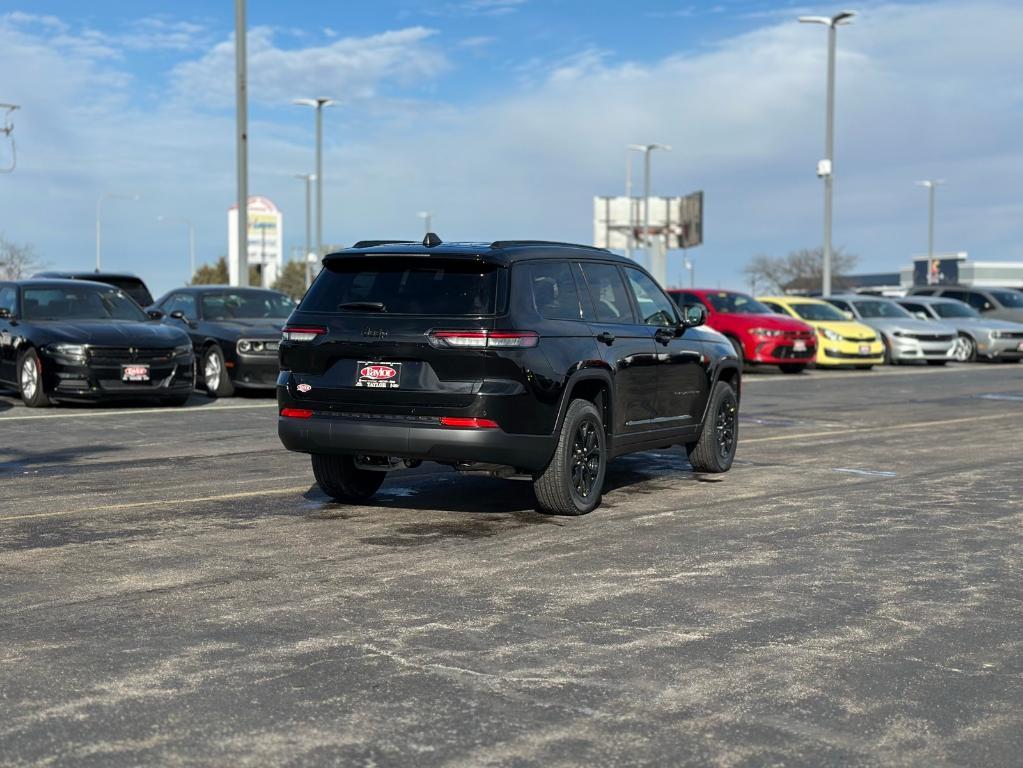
0, 307, 11, 320
169, 310, 186, 320
147, 309, 165, 320
681, 304, 707, 328
842, 310, 854, 320
914, 311, 929, 321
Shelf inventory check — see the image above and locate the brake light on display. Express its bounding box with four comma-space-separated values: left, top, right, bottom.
428, 330, 538, 349
280, 407, 313, 419
439, 417, 500, 429
282, 326, 326, 342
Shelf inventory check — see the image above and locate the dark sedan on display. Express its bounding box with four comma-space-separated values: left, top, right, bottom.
0, 279, 194, 407
150, 286, 295, 397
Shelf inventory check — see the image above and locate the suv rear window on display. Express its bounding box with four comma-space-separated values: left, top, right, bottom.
301, 257, 503, 316
101, 277, 153, 307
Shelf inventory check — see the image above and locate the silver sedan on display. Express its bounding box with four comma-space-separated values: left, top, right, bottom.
824, 295, 957, 365
897, 295, 1023, 362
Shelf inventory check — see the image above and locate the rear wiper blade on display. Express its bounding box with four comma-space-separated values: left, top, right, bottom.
338, 301, 387, 312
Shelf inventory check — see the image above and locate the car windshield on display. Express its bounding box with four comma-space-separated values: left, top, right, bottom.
851, 300, 912, 319
300, 257, 502, 315
931, 301, 979, 319
992, 290, 1023, 308
23, 285, 148, 322
704, 292, 772, 314
200, 290, 296, 320
790, 302, 847, 322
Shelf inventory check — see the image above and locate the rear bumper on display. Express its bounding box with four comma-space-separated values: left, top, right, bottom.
278, 413, 557, 472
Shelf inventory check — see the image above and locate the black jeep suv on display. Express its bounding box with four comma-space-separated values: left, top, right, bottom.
277, 236, 741, 515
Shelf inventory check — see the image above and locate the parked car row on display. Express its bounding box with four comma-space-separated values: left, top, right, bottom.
0, 272, 295, 407
666, 288, 1023, 373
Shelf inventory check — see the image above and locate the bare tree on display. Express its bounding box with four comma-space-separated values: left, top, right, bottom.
0, 235, 43, 280
743, 247, 859, 294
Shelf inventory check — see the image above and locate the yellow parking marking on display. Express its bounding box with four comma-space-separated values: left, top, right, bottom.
0, 402, 277, 422
0, 485, 312, 522
743, 412, 1020, 444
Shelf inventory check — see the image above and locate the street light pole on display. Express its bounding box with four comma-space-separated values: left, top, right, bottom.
235, 0, 248, 287
157, 216, 195, 283
96, 193, 140, 271
418, 211, 432, 234
799, 10, 855, 297
627, 143, 671, 266
295, 173, 314, 287
294, 98, 335, 264
916, 180, 944, 260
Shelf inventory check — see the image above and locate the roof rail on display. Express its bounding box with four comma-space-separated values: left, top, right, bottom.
489, 240, 610, 253
351, 239, 417, 249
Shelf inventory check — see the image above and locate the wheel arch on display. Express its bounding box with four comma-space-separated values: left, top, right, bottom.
552, 368, 614, 438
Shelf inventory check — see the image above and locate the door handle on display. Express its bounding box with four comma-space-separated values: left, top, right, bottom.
596, 331, 615, 345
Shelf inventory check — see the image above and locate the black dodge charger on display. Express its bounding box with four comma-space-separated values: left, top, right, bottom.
149, 286, 295, 397
0, 279, 194, 407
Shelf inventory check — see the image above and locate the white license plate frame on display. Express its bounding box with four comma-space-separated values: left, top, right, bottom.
356, 361, 401, 389
122, 364, 150, 382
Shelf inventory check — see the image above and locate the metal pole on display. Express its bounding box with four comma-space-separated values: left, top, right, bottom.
95, 196, 103, 271
235, 0, 248, 287
822, 22, 836, 297
188, 222, 195, 283
625, 150, 633, 261
315, 104, 323, 262
643, 148, 651, 255
927, 183, 935, 260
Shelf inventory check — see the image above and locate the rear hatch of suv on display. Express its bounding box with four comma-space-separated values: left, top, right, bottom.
281, 254, 511, 413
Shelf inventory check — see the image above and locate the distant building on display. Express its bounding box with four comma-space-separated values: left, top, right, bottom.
228, 196, 283, 288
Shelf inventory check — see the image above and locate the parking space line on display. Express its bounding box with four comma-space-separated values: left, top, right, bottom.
743, 411, 1020, 444
0, 485, 313, 522
0, 402, 278, 422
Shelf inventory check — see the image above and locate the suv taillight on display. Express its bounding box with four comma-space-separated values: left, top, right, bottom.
428, 330, 539, 349
282, 326, 327, 342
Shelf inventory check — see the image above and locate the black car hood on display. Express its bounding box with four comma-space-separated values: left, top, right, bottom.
202, 318, 286, 339
32, 320, 190, 347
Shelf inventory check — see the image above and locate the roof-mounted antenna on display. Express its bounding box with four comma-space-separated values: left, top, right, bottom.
423, 232, 442, 248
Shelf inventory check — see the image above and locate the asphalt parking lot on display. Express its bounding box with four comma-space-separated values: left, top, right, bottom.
1, 365, 1022, 767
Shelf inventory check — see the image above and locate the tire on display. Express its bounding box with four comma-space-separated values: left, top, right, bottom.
311, 454, 385, 503
881, 336, 896, 365
533, 399, 606, 516
17, 349, 51, 408
950, 334, 977, 363
202, 344, 235, 398
779, 363, 805, 374
927, 360, 947, 366
687, 380, 738, 474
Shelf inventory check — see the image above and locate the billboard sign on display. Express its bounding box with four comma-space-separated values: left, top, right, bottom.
593, 191, 703, 250
912, 256, 962, 286
228, 196, 284, 288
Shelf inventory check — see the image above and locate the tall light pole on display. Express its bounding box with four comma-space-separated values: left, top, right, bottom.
295, 173, 315, 287
916, 180, 944, 260
294, 98, 335, 264
95, 193, 140, 271
624, 146, 646, 262
235, 0, 248, 287
157, 216, 196, 283
418, 211, 432, 234
799, 10, 855, 297
627, 143, 671, 262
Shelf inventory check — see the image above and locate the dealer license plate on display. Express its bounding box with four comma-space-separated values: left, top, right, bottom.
793, 340, 807, 352
356, 361, 401, 389
859, 344, 871, 355
122, 364, 150, 382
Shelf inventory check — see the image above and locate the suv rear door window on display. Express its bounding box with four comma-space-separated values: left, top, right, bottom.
578, 263, 635, 324
624, 268, 677, 326
528, 261, 583, 320
301, 257, 502, 316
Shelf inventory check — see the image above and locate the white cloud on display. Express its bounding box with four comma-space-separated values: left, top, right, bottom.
172, 26, 449, 109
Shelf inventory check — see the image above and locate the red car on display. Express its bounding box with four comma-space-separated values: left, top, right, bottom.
669, 289, 817, 373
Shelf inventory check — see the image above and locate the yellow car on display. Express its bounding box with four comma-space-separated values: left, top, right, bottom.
757, 296, 885, 368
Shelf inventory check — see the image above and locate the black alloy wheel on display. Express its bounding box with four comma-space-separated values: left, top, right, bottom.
534, 399, 606, 516
688, 380, 738, 473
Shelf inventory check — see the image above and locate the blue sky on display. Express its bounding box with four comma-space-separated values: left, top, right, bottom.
0, 0, 1019, 296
